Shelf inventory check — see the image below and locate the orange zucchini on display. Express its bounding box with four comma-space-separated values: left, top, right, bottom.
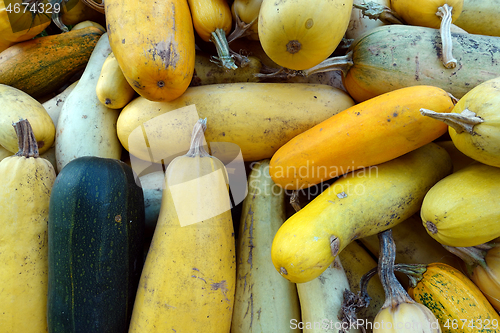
269, 85, 453, 190
0, 26, 104, 99
105, 0, 195, 102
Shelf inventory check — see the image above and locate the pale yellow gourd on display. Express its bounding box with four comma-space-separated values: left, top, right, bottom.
0, 119, 56, 333
129, 117, 236, 332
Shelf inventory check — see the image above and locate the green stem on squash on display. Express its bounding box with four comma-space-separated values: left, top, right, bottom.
437, 4, 457, 69
211, 28, 238, 70
13, 119, 39, 158
420, 108, 484, 134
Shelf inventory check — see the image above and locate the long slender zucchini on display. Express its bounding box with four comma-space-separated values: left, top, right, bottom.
47, 156, 145, 333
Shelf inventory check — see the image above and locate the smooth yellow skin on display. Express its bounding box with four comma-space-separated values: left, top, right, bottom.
231, 160, 300, 332
471, 246, 500, 312
258, 0, 353, 70
271, 143, 452, 283
0, 0, 50, 43
0, 145, 13, 162
96, 52, 136, 109
408, 263, 500, 332
390, 0, 463, 28
374, 302, 441, 333
231, 0, 263, 40
0, 155, 56, 333
188, 0, 232, 42
106, 0, 195, 102
340, 241, 385, 325
129, 153, 236, 332
117, 83, 354, 163
421, 163, 500, 247
449, 76, 500, 168
0, 84, 55, 154
454, 0, 500, 36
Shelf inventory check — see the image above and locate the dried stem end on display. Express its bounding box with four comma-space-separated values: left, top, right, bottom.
420, 108, 484, 134
210, 28, 238, 70
437, 4, 457, 69
13, 119, 39, 158
186, 118, 210, 158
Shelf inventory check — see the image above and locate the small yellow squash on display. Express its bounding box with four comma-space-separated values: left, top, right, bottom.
0, 84, 55, 154
258, 0, 353, 70
96, 52, 136, 109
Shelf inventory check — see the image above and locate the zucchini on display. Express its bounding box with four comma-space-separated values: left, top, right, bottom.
0, 26, 104, 99
47, 156, 145, 333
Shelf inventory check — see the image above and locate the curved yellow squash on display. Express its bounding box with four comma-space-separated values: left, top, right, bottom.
258, 0, 353, 70
390, 0, 463, 28
271, 143, 452, 283
105, 0, 195, 102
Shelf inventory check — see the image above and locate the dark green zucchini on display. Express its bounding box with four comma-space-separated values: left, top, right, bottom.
47, 156, 145, 333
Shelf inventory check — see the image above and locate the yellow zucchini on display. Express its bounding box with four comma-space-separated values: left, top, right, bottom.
258, 0, 353, 70
271, 142, 452, 284
106, 0, 195, 101
129, 118, 236, 332
0, 119, 56, 333
232, 159, 300, 332
96, 52, 136, 109
421, 162, 500, 247
0, 84, 55, 155
117, 82, 354, 163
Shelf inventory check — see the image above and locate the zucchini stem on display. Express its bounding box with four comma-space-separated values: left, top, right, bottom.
13, 119, 39, 158
437, 4, 457, 69
420, 108, 484, 134
210, 28, 238, 70
227, 12, 257, 44
353, 2, 405, 25
378, 230, 416, 307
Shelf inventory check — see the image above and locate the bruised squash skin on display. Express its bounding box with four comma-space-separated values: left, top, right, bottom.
105, 0, 196, 102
